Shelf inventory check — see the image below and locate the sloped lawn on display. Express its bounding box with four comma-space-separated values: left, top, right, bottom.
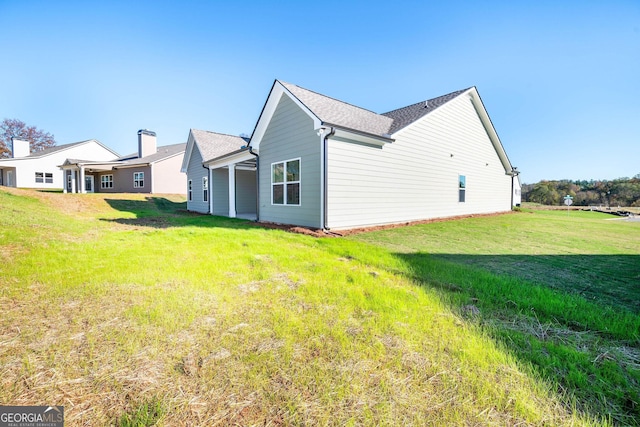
0, 188, 628, 425
349, 208, 640, 425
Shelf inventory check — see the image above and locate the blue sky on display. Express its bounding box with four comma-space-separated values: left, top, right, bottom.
1, 0, 638, 183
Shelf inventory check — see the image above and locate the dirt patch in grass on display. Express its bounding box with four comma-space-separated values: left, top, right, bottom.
256, 211, 516, 237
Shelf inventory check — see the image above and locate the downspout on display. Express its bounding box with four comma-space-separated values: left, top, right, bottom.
248, 146, 259, 221
509, 167, 519, 209
320, 126, 335, 230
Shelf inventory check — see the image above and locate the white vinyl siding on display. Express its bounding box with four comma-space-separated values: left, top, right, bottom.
258, 95, 321, 228
326, 94, 512, 229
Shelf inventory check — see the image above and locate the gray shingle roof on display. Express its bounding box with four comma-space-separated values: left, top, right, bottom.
280, 81, 394, 138
382, 88, 470, 134
191, 129, 249, 162
25, 140, 97, 158
279, 81, 470, 138
118, 143, 186, 165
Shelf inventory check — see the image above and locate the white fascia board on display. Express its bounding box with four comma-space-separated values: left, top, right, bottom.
331, 128, 392, 147
204, 150, 255, 169
180, 130, 196, 173
466, 88, 513, 173
113, 163, 151, 170
250, 81, 322, 153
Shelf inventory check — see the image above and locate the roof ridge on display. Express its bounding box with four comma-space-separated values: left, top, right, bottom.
279, 80, 383, 117
191, 129, 248, 139
383, 87, 471, 115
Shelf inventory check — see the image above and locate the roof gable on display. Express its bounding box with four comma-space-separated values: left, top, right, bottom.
249, 80, 512, 173
382, 88, 470, 135
280, 81, 394, 138
181, 129, 249, 172
20, 139, 119, 159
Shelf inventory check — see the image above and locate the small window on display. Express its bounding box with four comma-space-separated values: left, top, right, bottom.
202, 176, 208, 202
45, 173, 53, 183
272, 158, 300, 205
134, 172, 144, 188
35, 172, 44, 183
101, 174, 113, 189
188, 180, 192, 201
459, 175, 466, 203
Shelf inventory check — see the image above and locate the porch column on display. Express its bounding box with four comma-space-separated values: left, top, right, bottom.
79, 166, 86, 193
62, 170, 67, 193
71, 170, 77, 193
228, 164, 236, 218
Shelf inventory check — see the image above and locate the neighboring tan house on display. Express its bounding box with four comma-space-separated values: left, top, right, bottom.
183, 80, 519, 230
0, 138, 119, 190
60, 130, 186, 194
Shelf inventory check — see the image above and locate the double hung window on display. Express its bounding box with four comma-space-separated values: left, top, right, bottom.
134, 172, 144, 188
272, 158, 300, 205
202, 177, 208, 202
101, 174, 113, 189
459, 175, 466, 203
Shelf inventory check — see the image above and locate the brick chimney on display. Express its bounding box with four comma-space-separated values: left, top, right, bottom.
137, 129, 157, 158
11, 138, 30, 158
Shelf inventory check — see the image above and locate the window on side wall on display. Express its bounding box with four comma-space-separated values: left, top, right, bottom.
202, 176, 208, 202
101, 174, 113, 189
188, 180, 192, 201
134, 172, 144, 188
45, 173, 53, 183
272, 158, 300, 205
459, 175, 466, 203
35, 172, 44, 183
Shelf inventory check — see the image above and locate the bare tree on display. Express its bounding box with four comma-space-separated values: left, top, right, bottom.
0, 118, 56, 158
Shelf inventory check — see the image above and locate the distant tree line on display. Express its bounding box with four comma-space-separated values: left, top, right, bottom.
522, 175, 640, 207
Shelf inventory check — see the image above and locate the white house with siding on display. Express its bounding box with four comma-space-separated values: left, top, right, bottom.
183, 80, 519, 230
0, 138, 119, 190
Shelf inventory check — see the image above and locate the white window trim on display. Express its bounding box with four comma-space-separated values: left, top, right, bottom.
35, 172, 44, 183
271, 157, 301, 206
101, 174, 114, 189
202, 176, 208, 202
45, 173, 53, 184
133, 171, 144, 188
459, 174, 466, 203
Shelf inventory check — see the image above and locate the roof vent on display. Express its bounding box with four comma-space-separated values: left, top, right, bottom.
424, 100, 429, 108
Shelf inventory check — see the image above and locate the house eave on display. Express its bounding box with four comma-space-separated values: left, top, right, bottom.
326, 125, 394, 147
203, 148, 255, 169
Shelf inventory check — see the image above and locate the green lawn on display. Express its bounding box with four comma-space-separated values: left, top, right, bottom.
1, 189, 637, 425
349, 208, 640, 425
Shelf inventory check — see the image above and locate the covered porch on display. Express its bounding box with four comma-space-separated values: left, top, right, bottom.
204, 149, 257, 220
0, 166, 16, 187
59, 159, 119, 193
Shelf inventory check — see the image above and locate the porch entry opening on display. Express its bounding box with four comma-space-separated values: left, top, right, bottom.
85, 175, 94, 193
